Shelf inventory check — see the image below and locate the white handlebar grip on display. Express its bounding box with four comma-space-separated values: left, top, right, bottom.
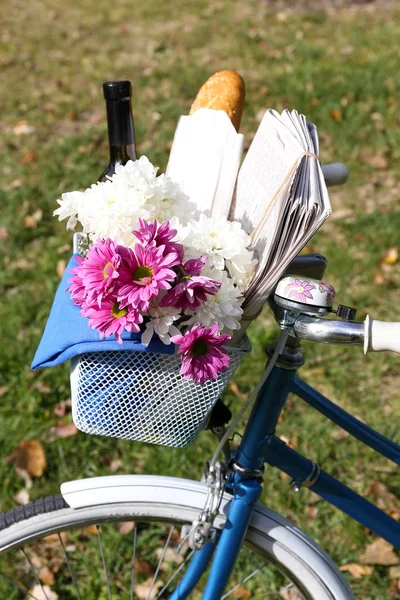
364, 315, 400, 354
321, 163, 349, 187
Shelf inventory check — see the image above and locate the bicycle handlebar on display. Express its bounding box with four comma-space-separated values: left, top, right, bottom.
290, 314, 400, 355
321, 163, 349, 186
363, 316, 400, 354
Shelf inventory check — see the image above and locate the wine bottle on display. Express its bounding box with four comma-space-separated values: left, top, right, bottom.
98, 80, 137, 182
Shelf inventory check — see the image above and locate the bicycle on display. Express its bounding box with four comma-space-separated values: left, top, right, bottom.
0, 165, 399, 599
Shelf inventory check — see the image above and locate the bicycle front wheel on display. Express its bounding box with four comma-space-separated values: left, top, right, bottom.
0, 475, 354, 599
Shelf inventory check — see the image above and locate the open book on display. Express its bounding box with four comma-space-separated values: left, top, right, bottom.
166, 107, 331, 328
230, 109, 331, 319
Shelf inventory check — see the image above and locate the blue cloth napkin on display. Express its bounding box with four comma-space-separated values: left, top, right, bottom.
31, 255, 174, 370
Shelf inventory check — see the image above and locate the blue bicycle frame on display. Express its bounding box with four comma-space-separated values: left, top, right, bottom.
170, 340, 400, 600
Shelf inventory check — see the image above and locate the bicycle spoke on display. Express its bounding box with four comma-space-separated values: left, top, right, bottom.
0, 571, 40, 600
21, 549, 49, 600
130, 526, 137, 600
222, 563, 267, 599
146, 526, 174, 600
58, 532, 82, 600
154, 549, 194, 600
97, 524, 113, 600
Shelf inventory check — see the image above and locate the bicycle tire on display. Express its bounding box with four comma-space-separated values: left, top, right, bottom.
0, 475, 355, 599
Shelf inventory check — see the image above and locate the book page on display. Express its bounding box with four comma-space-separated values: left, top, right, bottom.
231, 110, 303, 234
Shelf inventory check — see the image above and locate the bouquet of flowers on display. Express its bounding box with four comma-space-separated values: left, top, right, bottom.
54, 156, 256, 386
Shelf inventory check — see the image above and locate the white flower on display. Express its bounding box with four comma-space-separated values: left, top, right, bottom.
112, 156, 159, 194
53, 191, 81, 230
151, 173, 197, 225
141, 301, 182, 346
185, 267, 244, 335
54, 177, 153, 247
185, 214, 257, 290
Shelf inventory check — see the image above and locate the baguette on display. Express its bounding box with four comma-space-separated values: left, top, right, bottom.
189, 70, 245, 131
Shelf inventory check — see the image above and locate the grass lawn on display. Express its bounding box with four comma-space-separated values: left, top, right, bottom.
0, 0, 399, 598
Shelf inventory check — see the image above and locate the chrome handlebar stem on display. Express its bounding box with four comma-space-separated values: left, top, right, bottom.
290, 315, 364, 347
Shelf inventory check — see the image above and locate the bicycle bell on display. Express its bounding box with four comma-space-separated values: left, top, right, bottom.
274, 276, 336, 316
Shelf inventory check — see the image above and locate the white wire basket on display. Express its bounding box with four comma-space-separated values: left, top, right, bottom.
70, 336, 251, 447
70, 233, 251, 447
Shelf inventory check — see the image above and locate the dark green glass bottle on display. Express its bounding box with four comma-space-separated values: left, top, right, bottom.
98, 80, 137, 182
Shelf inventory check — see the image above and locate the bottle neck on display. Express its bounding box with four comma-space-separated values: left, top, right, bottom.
105, 97, 136, 162
109, 144, 137, 164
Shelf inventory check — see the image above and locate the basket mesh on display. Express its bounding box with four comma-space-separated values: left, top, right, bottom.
71, 337, 250, 447
70, 233, 251, 447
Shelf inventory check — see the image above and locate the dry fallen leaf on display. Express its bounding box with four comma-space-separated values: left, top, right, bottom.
0, 226, 9, 239
8, 440, 47, 477
82, 525, 98, 535
306, 506, 319, 522
108, 458, 122, 472
14, 120, 35, 135
43, 532, 69, 546
56, 259, 66, 278
34, 381, 53, 394
231, 586, 252, 599
135, 578, 163, 600
21, 151, 37, 164
53, 399, 72, 417
359, 538, 400, 566
13, 489, 30, 505
5, 178, 22, 191
39, 566, 55, 586
280, 585, 304, 600
374, 272, 386, 286
48, 422, 78, 441
332, 429, 349, 441
330, 108, 343, 121
0, 386, 9, 397
115, 521, 135, 535
29, 585, 58, 600
390, 566, 400, 579
360, 150, 389, 170
339, 563, 373, 579
15, 467, 33, 489
368, 480, 397, 507
229, 381, 247, 400
157, 546, 184, 567
134, 558, 154, 577
307, 491, 321, 505
381, 248, 398, 265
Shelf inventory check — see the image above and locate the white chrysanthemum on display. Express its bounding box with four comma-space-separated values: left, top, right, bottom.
185, 267, 244, 335
112, 156, 159, 195
54, 178, 153, 247
141, 301, 182, 346
53, 191, 81, 230
151, 174, 197, 225
185, 214, 257, 290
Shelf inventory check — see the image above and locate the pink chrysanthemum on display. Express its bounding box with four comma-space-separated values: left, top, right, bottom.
161, 257, 220, 311
75, 238, 125, 307
132, 218, 184, 262
171, 323, 231, 385
117, 243, 178, 312
81, 296, 143, 344
68, 255, 86, 306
